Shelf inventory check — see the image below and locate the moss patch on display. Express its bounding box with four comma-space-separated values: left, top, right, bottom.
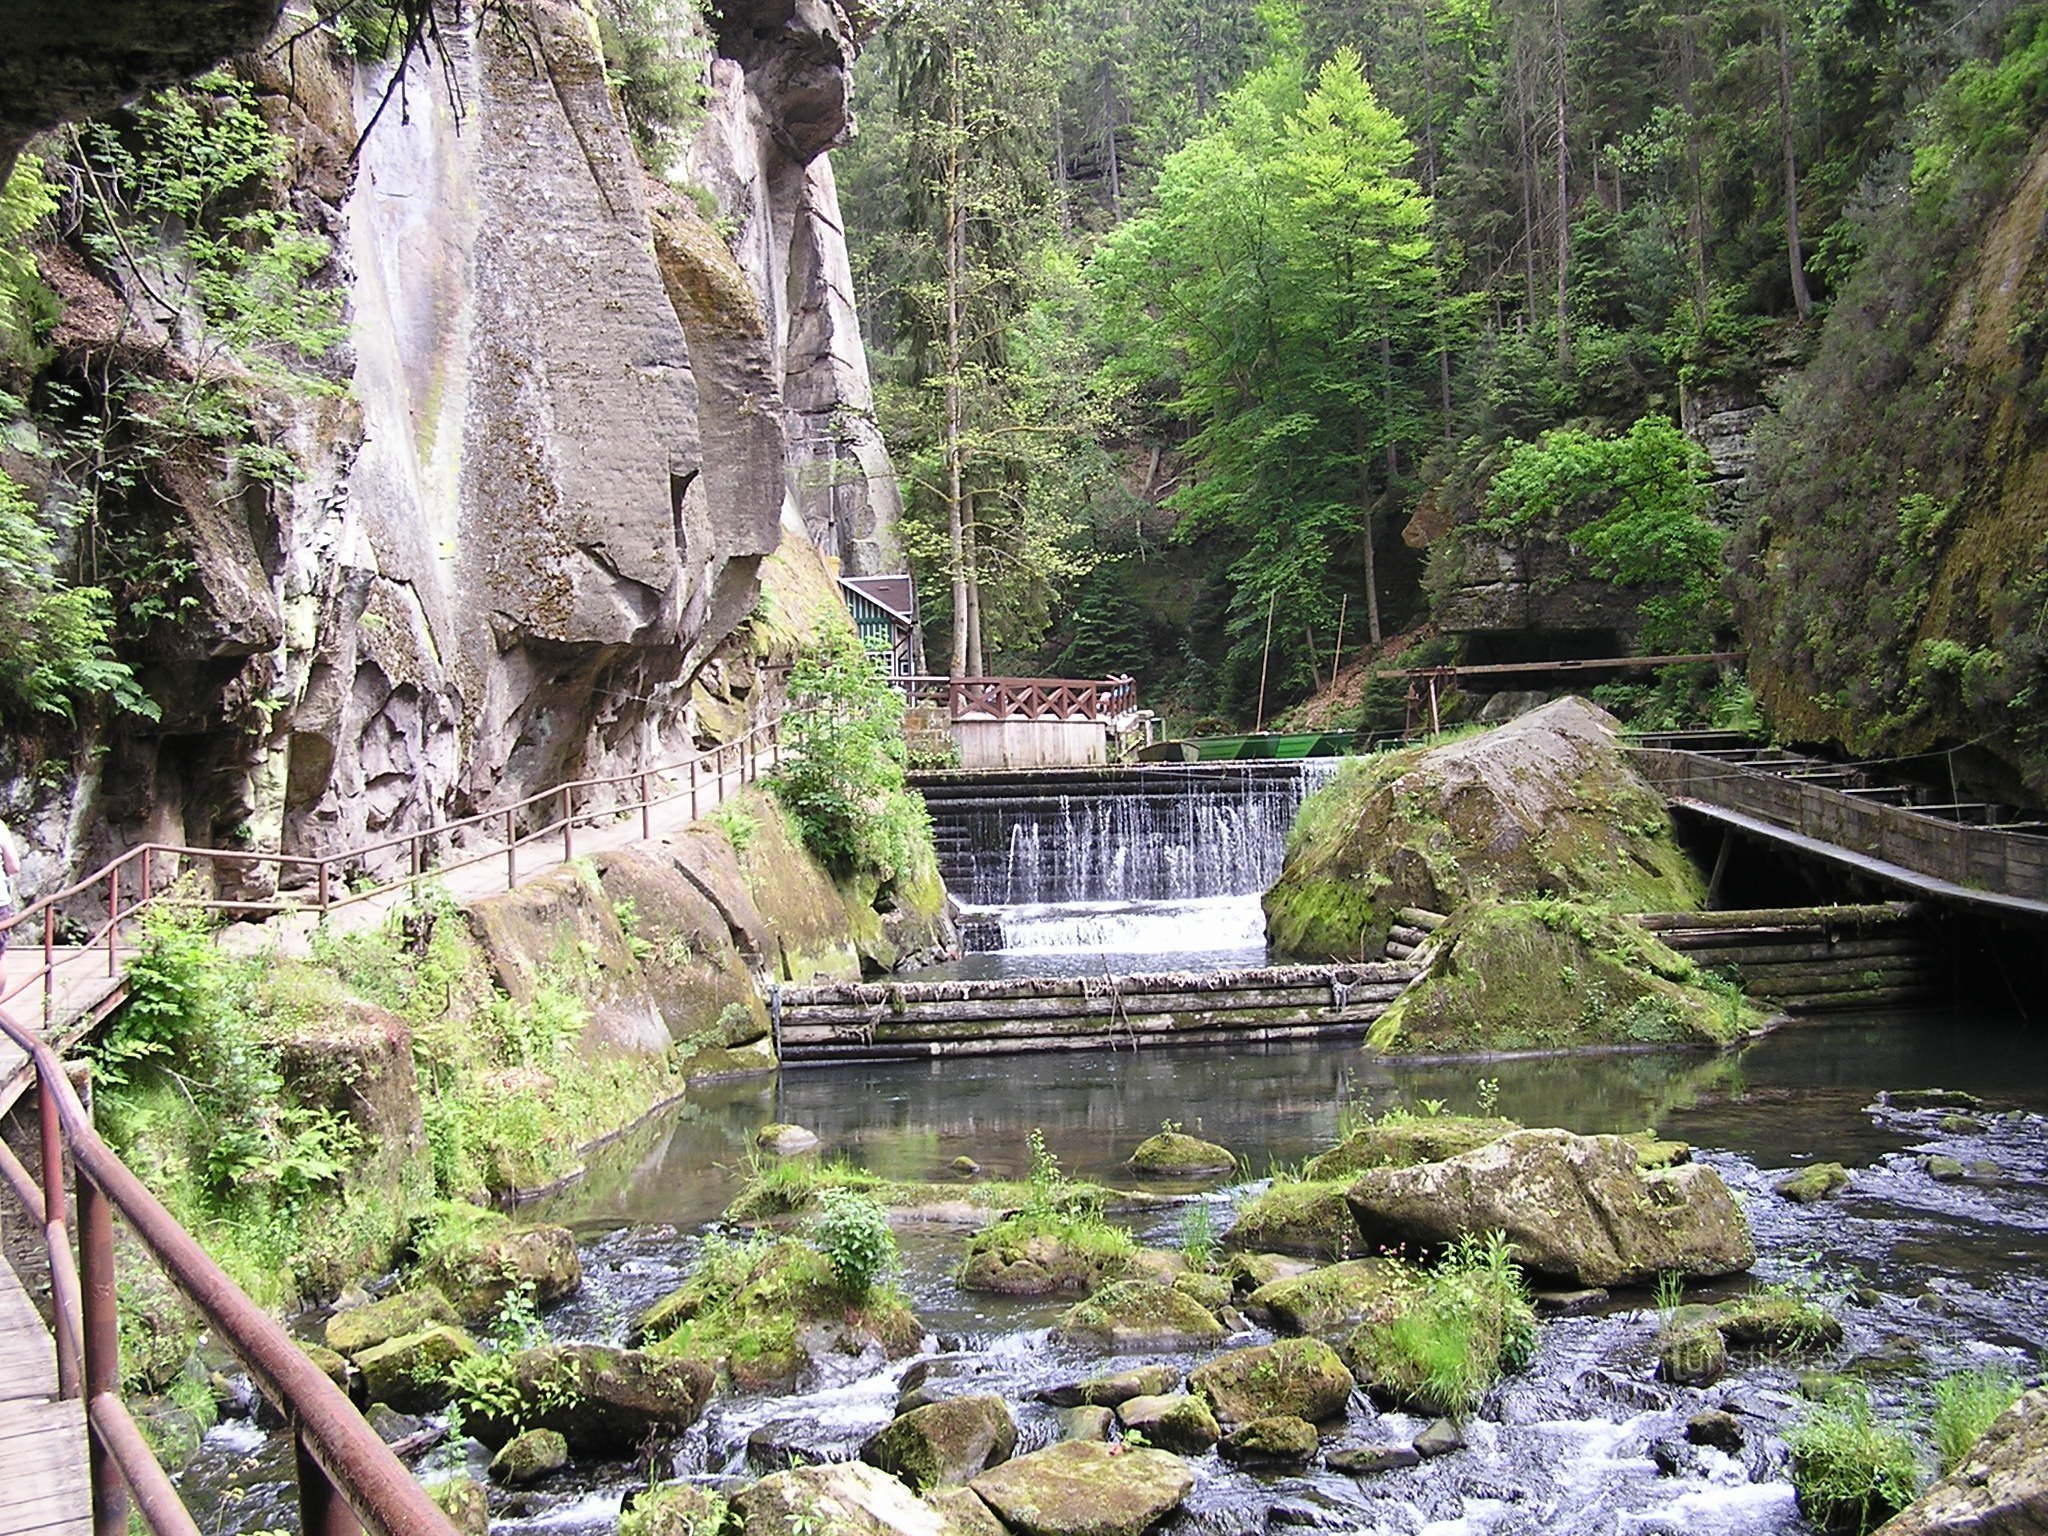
1305, 1115, 1518, 1179
959, 1210, 1137, 1296
1224, 1180, 1361, 1261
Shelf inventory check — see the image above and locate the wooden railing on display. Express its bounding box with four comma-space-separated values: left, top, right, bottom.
1631, 747, 2048, 905
896, 675, 1138, 723
0, 716, 783, 1027
0, 1006, 457, 1536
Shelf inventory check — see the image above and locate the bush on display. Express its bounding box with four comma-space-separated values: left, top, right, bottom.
1347, 1230, 1537, 1417
770, 629, 934, 884
1789, 1384, 1925, 1535
811, 1187, 896, 1298
1931, 1367, 2024, 1475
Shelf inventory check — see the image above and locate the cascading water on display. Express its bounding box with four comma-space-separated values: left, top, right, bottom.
916, 760, 1341, 977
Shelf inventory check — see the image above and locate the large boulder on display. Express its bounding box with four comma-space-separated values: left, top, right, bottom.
959, 1216, 1133, 1298
734, 1461, 954, 1536
1305, 1116, 1517, 1180
1189, 1338, 1356, 1427
970, 1442, 1194, 1536
1248, 1258, 1418, 1339
1051, 1280, 1224, 1351
1264, 698, 1704, 961
1364, 900, 1761, 1053
353, 1326, 478, 1413
468, 1344, 713, 1453
1876, 1388, 2048, 1536
324, 1288, 459, 1358
1115, 1393, 1220, 1455
1128, 1130, 1236, 1176
1223, 1181, 1360, 1261
416, 1214, 582, 1324
862, 1395, 1017, 1490
1343, 1128, 1756, 1287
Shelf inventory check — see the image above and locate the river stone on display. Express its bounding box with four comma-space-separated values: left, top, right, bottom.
735, 1460, 955, 1536
1656, 1315, 1728, 1387
1248, 1258, 1418, 1339
1777, 1163, 1851, 1203
951, 1157, 982, 1174
299, 1341, 352, 1392
1926, 1155, 1967, 1181
1128, 1130, 1236, 1176
470, 1344, 713, 1452
489, 1426, 568, 1485
1056, 1406, 1115, 1442
960, 1231, 1130, 1297
897, 1355, 1002, 1413
1344, 1128, 1756, 1288
1533, 1287, 1610, 1316
757, 1123, 821, 1155
1190, 1338, 1355, 1427
420, 1219, 582, 1324
1328, 1443, 1421, 1475
1052, 1280, 1224, 1351
1883, 1089, 1983, 1112
1219, 1415, 1319, 1464
1717, 1294, 1843, 1352
1413, 1419, 1466, 1458
971, 1441, 1195, 1536
1116, 1392, 1220, 1454
1304, 1116, 1518, 1180
353, 1326, 478, 1412
1172, 1271, 1232, 1311
1228, 1252, 1319, 1295
1125, 1247, 1188, 1283
1875, 1387, 2048, 1535
324, 1287, 460, 1358
427, 1474, 490, 1536
1037, 1364, 1181, 1408
926, 1487, 1008, 1536
1687, 1410, 1745, 1453
1223, 1181, 1360, 1261
863, 1394, 1017, 1490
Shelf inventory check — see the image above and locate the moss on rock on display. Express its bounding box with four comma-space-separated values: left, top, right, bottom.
1190, 1338, 1356, 1427
1052, 1279, 1225, 1351
619, 1481, 729, 1536
1305, 1116, 1518, 1180
970, 1442, 1194, 1536
1223, 1180, 1361, 1261
413, 1207, 581, 1324
1264, 699, 1706, 962
1778, 1163, 1852, 1203
1248, 1258, 1421, 1340
324, 1287, 459, 1359
1115, 1392, 1220, 1455
958, 1211, 1136, 1297
1128, 1130, 1236, 1176
862, 1394, 1017, 1491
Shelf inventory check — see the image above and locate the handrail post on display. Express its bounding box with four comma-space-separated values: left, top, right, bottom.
78, 1170, 126, 1536
38, 1068, 79, 1398
690, 758, 699, 821
107, 865, 119, 976
317, 857, 330, 911
563, 786, 574, 862
141, 846, 152, 907
505, 809, 517, 890
42, 904, 54, 1025
295, 1430, 362, 1536
640, 774, 651, 841
772, 720, 781, 770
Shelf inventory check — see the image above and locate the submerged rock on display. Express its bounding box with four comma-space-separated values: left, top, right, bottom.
1328, 1443, 1421, 1475
1128, 1130, 1236, 1176
324, 1287, 460, 1358
971, 1441, 1194, 1536
1052, 1280, 1224, 1351
1344, 1128, 1756, 1287
862, 1394, 1017, 1490
1413, 1419, 1466, 1458
1875, 1387, 2048, 1535
1778, 1163, 1852, 1203
1115, 1392, 1220, 1454
1264, 698, 1705, 962
1190, 1338, 1355, 1427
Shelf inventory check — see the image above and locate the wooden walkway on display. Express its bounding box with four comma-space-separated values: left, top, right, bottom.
0, 1246, 87, 1536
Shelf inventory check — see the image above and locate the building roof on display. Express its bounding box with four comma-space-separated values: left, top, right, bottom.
840, 574, 916, 626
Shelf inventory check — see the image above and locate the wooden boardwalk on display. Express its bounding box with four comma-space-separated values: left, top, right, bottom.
0, 1246, 87, 1536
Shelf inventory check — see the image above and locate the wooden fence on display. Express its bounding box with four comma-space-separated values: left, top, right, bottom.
898, 675, 1138, 723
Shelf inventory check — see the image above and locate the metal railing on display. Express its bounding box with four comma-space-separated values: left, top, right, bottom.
0, 716, 784, 1027
896, 674, 1138, 723
0, 1007, 458, 1536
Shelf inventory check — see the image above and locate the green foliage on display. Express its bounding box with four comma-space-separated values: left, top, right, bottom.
0, 155, 59, 368
1789, 1384, 1926, 1535
810, 1187, 897, 1299
1177, 1201, 1217, 1271
1930, 1367, 2024, 1475
770, 629, 934, 884
594, 0, 712, 175
1350, 1230, 1537, 1418
704, 801, 760, 852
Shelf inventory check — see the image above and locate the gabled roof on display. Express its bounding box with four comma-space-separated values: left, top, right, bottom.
840, 574, 916, 625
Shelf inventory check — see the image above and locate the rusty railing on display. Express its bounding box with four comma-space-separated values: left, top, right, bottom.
0, 715, 783, 1028
896, 674, 1138, 723
0, 1007, 458, 1536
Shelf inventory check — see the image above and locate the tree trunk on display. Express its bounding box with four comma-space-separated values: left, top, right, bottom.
1359, 412, 1384, 645
1777, 9, 1813, 321
1514, 43, 1540, 322
1552, 0, 1570, 361
1676, 12, 1711, 330
945, 65, 970, 679
965, 495, 985, 677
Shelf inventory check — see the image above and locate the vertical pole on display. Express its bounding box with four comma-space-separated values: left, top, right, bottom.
43, 905, 54, 1024
295, 1431, 361, 1536
689, 759, 699, 820
506, 809, 517, 890
106, 866, 119, 976
1331, 595, 1348, 685
78, 1173, 126, 1536
563, 787, 574, 862
640, 775, 651, 842
38, 1071, 78, 1399
1254, 589, 1278, 734
317, 858, 330, 911
141, 847, 152, 907
772, 720, 781, 770
1427, 674, 1441, 735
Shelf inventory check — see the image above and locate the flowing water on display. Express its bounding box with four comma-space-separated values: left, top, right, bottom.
180, 1010, 2048, 1535
925, 762, 1340, 979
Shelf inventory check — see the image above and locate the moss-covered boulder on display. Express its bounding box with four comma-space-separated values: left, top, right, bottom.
488, 1426, 568, 1486
415, 1209, 582, 1324
1223, 1180, 1360, 1261
970, 1442, 1194, 1536
1264, 698, 1705, 962
1227, 1252, 1318, 1295
958, 1213, 1134, 1297
757, 1123, 821, 1155
735, 1460, 959, 1536
353, 1326, 478, 1413
1778, 1163, 1852, 1203
468, 1344, 713, 1453
1365, 900, 1762, 1054
619, 1481, 729, 1536
1876, 1387, 2048, 1536
1055, 1406, 1115, 1442
1248, 1258, 1419, 1339
1037, 1364, 1181, 1409
1717, 1293, 1844, 1353
1343, 1128, 1756, 1287
324, 1287, 460, 1359
636, 1237, 922, 1390
1189, 1338, 1356, 1427
1657, 1312, 1729, 1386
1052, 1279, 1224, 1351
1219, 1415, 1320, 1464
1127, 1130, 1236, 1176
427, 1475, 490, 1536
1305, 1117, 1517, 1180
1115, 1392, 1221, 1454
862, 1395, 1017, 1490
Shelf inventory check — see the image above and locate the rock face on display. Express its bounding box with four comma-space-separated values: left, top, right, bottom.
1344, 1129, 1756, 1288
1264, 698, 1704, 962
1876, 1388, 2048, 1536
12, 0, 910, 893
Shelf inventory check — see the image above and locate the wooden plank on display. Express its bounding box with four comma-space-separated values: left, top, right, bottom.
782, 1002, 1399, 1047
0, 1257, 86, 1536
1635, 904, 1915, 932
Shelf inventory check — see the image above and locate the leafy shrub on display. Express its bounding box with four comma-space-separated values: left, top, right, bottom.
1789, 1384, 1925, 1535
1931, 1367, 2024, 1475
811, 1187, 896, 1298
1349, 1230, 1538, 1417
770, 629, 934, 883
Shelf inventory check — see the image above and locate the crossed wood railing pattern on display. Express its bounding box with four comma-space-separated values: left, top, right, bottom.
897, 674, 1138, 723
